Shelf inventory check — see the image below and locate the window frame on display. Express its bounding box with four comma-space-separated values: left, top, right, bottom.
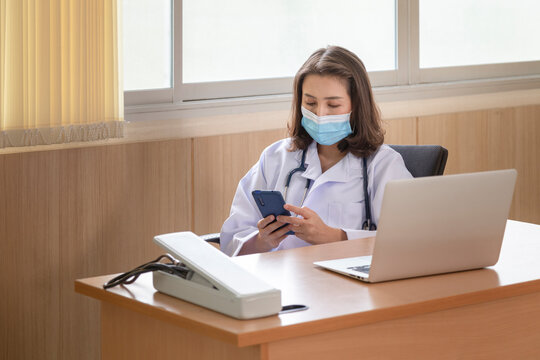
410, 0, 540, 84
124, 0, 540, 111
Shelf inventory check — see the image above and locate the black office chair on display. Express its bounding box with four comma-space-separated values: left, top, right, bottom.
388, 144, 448, 178
201, 144, 448, 245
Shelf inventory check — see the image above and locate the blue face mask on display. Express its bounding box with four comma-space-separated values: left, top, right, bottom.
301, 106, 352, 146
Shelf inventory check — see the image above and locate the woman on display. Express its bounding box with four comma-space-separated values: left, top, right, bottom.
220, 46, 412, 256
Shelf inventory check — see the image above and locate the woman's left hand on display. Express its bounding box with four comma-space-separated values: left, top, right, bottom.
277, 204, 347, 245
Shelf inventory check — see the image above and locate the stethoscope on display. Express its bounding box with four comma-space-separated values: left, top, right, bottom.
283, 149, 312, 208
283, 149, 377, 231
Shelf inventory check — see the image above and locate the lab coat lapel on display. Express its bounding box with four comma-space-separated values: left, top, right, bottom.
299, 141, 321, 181
302, 146, 362, 194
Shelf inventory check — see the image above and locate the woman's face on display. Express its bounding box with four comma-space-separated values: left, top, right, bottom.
301, 74, 352, 117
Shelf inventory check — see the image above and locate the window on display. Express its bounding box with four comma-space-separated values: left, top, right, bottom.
123, 0, 172, 92
124, 0, 540, 109
417, 0, 540, 82
181, 0, 398, 101
183, 0, 395, 83
420, 0, 540, 68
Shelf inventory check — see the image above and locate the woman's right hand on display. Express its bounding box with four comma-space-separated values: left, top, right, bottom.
238, 215, 291, 255
255, 215, 291, 252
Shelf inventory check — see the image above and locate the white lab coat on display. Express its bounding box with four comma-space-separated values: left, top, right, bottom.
220, 139, 412, 256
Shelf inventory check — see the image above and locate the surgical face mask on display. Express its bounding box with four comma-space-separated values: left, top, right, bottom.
301, 106, 352, 146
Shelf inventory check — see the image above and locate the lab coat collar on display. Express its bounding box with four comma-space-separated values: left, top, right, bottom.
299, 141, 363, 183
322, 150, 363, 183
300, 141, 321, 180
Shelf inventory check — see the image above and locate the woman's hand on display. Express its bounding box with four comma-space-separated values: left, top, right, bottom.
255, 215, 292, 251
278, 204, 347, 245
238, 215, 291, 255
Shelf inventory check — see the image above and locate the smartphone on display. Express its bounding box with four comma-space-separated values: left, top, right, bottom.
252, 190, 294, 235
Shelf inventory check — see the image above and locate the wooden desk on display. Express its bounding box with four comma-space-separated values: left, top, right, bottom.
75, 220, 540, 359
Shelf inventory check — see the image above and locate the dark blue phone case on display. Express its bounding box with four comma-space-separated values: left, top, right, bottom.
252, 190, 294, 235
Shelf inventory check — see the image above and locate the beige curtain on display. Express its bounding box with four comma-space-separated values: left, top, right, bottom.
0, 0, 123, 148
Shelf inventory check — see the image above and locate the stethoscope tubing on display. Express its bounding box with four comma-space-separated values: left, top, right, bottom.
284, 148, 312, 205
283, 148, 376, 231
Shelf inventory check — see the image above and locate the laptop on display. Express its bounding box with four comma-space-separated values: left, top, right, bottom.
314, 169, 517, 283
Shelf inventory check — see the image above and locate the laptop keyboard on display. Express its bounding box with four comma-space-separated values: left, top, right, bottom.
347, 264, 371, 274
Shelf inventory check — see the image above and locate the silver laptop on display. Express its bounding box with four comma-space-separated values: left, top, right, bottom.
314, 169, 517, 283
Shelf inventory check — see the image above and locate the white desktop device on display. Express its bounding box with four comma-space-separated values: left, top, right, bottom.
153, 232, 281, 319
315, 169, 517, 283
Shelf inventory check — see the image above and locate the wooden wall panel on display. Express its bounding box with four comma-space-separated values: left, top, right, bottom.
0, 152, 61, 359
513, 106, 540, 224
193, 129, 286, 235
418, 105, 540, 224
0, 139, 192, 360
418, 111, 489, 174
383, 117, 417, 145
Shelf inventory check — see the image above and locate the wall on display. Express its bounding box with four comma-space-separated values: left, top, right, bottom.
418, 106, 540, 224
1, 141, 192, 359
0, 104, 539, 359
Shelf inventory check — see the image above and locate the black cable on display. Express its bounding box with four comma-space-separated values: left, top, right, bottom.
103, 254, 191, 289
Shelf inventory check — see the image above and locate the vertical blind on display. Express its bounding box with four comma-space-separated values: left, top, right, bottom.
0, 0, 123, 148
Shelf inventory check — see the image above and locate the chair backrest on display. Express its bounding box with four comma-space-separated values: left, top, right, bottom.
388, 145, 448, 178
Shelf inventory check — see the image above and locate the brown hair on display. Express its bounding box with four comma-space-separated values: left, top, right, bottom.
288, 46, 384, 158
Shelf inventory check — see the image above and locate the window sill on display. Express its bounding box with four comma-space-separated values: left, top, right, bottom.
124, 77, 540, 142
